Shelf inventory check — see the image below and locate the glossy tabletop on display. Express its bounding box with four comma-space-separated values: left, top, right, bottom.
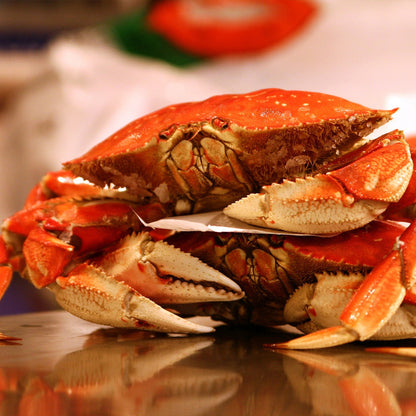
1, 311, 416, 416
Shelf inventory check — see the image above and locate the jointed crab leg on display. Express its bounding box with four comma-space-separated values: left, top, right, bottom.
267, 220, 416, 349
0, 238, 21, 341
0, 239, 12, 299
0, 269, 18, 341
1, 195, 243, 335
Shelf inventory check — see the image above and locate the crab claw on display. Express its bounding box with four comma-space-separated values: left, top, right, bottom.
93, 232, 243, 304
267, 219, 416, 349
224, 131, 412, 234
224, 177, 390, 234
49, 232, 243, 334
50, 265, 216, 334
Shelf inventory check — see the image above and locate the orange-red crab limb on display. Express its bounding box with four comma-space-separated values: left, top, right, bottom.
0, 239, 14, 340
225, 130, 412, 234
0, 195, 243, 337
267, 219, 416, 349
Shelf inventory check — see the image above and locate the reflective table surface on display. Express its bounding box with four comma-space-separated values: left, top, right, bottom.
1, 311, 416, 416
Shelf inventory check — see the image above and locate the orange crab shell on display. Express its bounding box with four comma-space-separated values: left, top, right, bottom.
65, 89, 395, 213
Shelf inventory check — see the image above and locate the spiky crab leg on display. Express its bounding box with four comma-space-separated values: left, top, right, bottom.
267, 219, 416, 349
48, 231, 243, 334
225, 131, 413, 234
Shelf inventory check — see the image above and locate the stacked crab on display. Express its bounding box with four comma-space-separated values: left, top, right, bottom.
1, 88, 416, 350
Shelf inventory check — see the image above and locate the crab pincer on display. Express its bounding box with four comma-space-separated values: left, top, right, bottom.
224, 130, 413, 234
1, 196, 243, 335
49, 231, 243, 333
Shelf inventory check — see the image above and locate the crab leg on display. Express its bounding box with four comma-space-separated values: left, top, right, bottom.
48, 231, 243, 334
0, 238, 21, 341
0, 266, 15, 341
267, 220, 416, 349
0, 238, 12, 299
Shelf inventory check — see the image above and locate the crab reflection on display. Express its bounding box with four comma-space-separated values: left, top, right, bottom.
278, 345, 416, 416
2, 324, 416, 416
0, 329, 241, 416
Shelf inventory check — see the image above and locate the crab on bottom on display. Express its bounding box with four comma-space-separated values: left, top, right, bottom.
1, 88, 416, 350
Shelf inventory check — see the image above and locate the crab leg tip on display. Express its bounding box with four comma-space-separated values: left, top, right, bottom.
127, 292, 217, 334
223, 193, 265, 225
264, 326, 359, 350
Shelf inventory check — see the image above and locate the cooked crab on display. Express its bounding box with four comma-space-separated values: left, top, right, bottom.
1, 88, 416, 349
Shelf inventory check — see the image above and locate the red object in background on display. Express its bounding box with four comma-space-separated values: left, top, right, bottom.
147, 0, 317, 58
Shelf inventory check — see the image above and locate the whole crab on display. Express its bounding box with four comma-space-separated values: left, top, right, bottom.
1, 88, 416, 349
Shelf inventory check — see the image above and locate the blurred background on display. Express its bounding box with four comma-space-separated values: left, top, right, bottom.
1, 0, 416, 315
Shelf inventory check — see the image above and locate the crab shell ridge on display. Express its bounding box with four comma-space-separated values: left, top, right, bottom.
65, 89, 395, 213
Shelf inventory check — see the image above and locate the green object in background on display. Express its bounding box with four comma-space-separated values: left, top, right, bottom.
108, 7, 204, 67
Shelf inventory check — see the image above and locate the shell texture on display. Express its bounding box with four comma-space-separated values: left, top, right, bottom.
65, 89, 394, 214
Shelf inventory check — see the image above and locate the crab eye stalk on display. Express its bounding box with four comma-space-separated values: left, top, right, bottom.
211, 117, 229, 130
159, 124, 178, 140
